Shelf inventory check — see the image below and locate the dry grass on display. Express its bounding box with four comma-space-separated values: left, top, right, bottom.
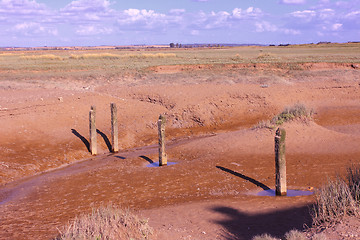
55, 204, 153, 240
311, 165, 360, 229
256, 52, 281, 62
0, 44, 359, 85
253, 103, 313, 129
252, 230, 327, 240
252, 234, 280, 240
284, 230, 308, 240
20, 54, 64, 60
69, 52, 176, 60
124, 53, 177, 58
69, 53, 122, 59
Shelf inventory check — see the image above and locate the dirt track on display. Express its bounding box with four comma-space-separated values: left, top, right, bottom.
0, 63, 360, 239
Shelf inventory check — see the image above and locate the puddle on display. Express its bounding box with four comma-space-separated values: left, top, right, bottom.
254, 189, 313, 197
146, 162, 177, 167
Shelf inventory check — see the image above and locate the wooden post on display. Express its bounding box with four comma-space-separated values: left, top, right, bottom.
111, 103, 119, 153
89, 106, 97, 156
158, 114, 167, 166
275, 128, 287, 196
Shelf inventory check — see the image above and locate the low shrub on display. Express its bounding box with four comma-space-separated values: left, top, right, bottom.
311, 165, 360, 228
253, 103, 313, 129
55, 204, 153, 240
252, 230, 327, 240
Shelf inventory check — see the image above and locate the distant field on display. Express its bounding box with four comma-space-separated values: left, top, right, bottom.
0, 43, 359, 83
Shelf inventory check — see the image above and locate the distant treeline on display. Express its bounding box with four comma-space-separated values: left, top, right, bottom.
169, 43, 266, 48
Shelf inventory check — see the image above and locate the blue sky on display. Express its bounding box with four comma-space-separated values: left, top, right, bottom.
0, 0, 359, 47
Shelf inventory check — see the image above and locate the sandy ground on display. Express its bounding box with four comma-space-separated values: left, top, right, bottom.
0, 63, 359, 239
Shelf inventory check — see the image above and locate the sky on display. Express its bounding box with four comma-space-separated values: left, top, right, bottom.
0, 0, 359, 47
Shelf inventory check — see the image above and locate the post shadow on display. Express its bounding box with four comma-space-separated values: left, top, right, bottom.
211, 205, 312, 239
96, 129, 112, 152
216, 166, 270, 191
139, 155, 154, 164
71, 129, 90, 152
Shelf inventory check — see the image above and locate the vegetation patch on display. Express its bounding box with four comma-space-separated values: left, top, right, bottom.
252, 229, 327, 240
69, 53, 122, 59
253, 103, 314, 130
124, 53, 177, 58
20, 54, 64, 60
55, 204, 153, 240
255, 52, 281, 62
311, 164, 360, 228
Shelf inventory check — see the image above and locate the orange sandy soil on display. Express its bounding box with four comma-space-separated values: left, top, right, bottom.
0, 63, 360, 239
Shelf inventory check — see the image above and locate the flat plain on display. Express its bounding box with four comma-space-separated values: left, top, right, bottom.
0, 43, 360, 239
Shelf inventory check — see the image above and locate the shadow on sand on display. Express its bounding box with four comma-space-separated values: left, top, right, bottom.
71, 129, 113, 153
139, 155, 154, 164
96, 129, 112, 152
216, 166, 270, 191
211, 204, 312, 240
71, 129, 90, 152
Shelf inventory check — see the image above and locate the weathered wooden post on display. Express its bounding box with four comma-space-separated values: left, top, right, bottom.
111, 103, 119, 153
275, 127, 287, 196
158, 114, 167, 166
89, 105, 97, 155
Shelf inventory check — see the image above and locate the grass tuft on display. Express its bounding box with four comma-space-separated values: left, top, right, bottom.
55, 204, 153, 240
311, 165, 360, 228
253, 230, 327, 240
252, 233, 280, 240
272, 104, 313, 126
256, 52, 280, 62
284, 229, 308, 240
253, 103, 313, 129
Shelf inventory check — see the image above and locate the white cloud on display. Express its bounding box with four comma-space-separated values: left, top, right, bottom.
331, 23, 342, 31
191, 30, 199, 36
60, 0, 114, 23
232, 7, 263, 19
13, 22, 58, 36
169, 9, 186, 15
255, 21, 300, 35
61, 0, 111, 13
318, 9, 335, 20
255, 21, 278, 32
345, 11, 360, 19
290, 10, 316, 19
279, 0, 306, 5
117, 9, 169, 29
76, 25, 113, 35
0, 0, 49, 15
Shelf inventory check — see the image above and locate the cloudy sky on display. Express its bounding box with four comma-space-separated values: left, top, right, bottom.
0, 0, 359, 47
